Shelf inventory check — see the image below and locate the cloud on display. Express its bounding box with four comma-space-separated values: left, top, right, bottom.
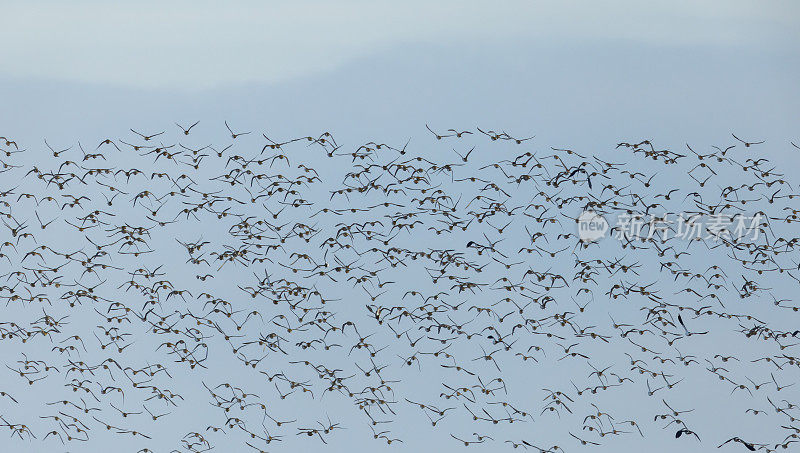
2, 0, 796, 89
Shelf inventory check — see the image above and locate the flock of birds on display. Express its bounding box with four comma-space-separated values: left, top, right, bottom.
0, 124, 798, 452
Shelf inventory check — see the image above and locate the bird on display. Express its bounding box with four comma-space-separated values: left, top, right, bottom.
176, 121, 200, 135
718, 437, 757, 451
0, 125, 797, 452
675, 428, 700, 440
225, 121, 251, 139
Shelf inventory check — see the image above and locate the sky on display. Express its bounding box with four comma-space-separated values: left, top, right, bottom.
0, 1, 799, 452
3, 1, 796, 89
1, 0, 798, 146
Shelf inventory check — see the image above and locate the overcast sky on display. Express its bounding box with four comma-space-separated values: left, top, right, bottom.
1, 1, 796, 88
2, 1, 798, 143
